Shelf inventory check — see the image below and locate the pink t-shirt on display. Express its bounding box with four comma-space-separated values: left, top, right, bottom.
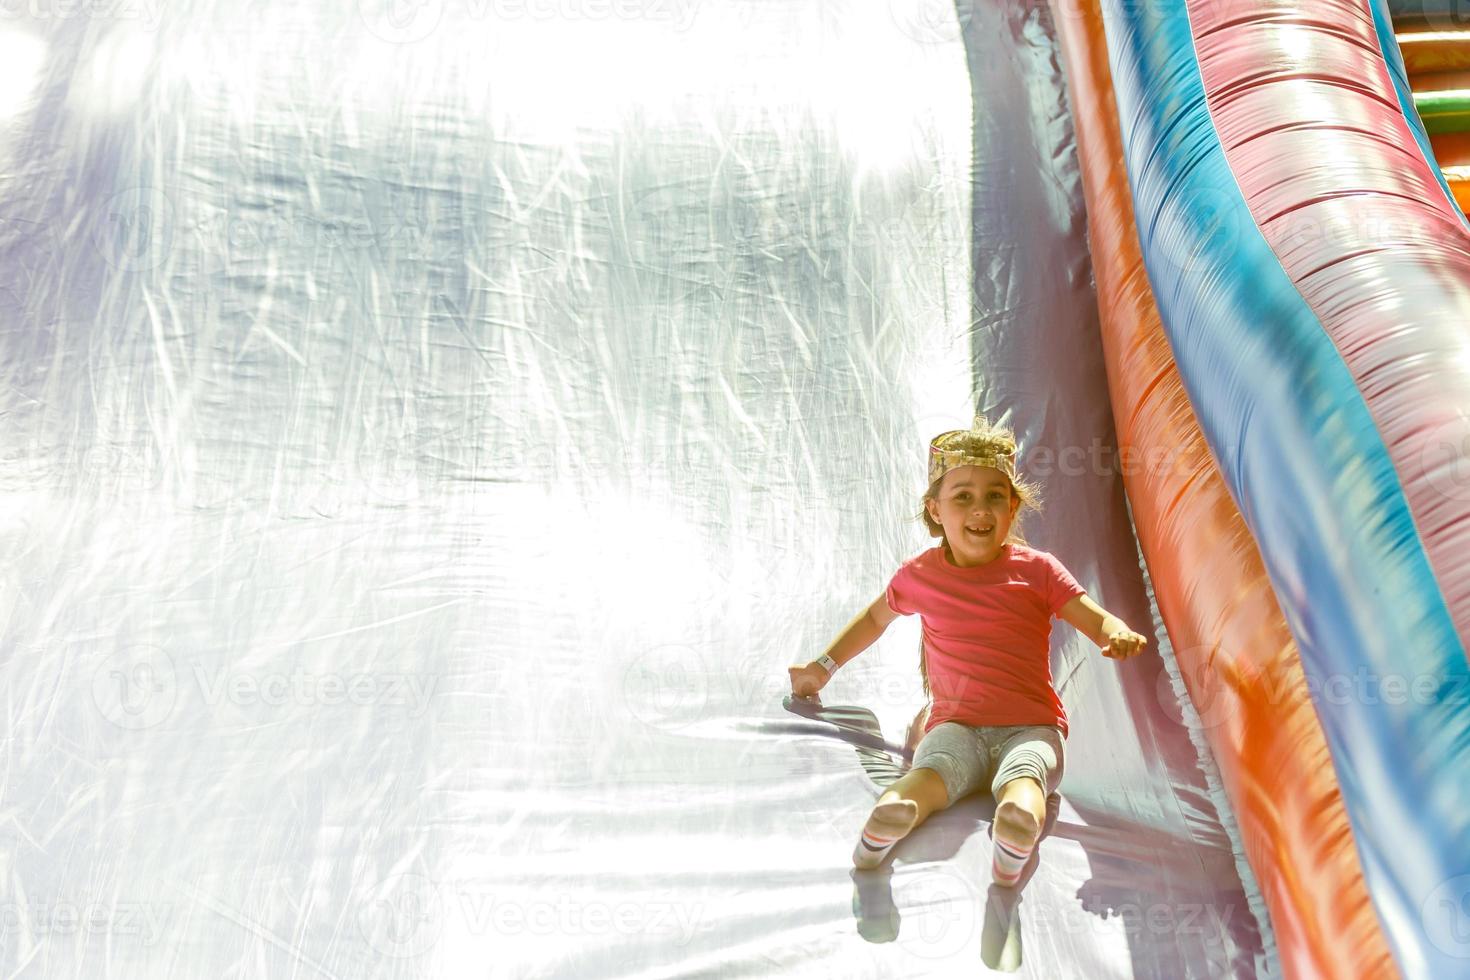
885, 542, 1086, 738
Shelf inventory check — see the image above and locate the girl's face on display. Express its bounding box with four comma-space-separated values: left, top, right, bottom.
927, 465, 1019, 566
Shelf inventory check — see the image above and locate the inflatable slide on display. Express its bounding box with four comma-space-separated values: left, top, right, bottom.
0, 0, 1464, 977
1055, 0, 1470, 976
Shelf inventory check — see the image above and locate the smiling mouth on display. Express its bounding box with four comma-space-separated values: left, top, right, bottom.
965, 526, 993, 537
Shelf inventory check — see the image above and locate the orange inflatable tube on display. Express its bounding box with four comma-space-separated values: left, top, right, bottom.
1049, 1, 1398, 976
1429, 132, 1470, 211
1444, 170, 1470, 212
1405, 67, 1470, 91
1397, 29, 1470, 74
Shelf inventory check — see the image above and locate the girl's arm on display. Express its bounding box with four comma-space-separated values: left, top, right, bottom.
1056, 595, 1148, 660
789, 595, 902, 697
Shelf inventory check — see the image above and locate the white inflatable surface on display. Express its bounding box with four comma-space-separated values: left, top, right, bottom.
0, 1, 1275, 976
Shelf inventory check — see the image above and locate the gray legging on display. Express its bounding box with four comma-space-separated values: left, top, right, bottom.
910, 721, 1065, 805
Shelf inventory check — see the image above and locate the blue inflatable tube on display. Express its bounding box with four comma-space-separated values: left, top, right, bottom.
1100, 0, 1470, 975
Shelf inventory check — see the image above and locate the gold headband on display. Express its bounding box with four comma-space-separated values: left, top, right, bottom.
928, 415, 1018, 486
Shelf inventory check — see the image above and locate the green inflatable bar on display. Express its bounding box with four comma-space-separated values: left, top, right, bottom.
1415, 89, 1470, 133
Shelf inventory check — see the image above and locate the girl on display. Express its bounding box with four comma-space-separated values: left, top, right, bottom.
788, 415, 1147, 886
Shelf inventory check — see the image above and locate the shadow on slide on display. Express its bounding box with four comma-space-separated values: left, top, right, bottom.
776, 694, 1258, 975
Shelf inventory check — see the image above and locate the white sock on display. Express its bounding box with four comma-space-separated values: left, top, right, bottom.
853, 800, 918, 870
990, 800, 1041, 885
991, 835, 1035, 885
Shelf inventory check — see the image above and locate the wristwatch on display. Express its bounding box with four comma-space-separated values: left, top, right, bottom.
814, 653, 838, 676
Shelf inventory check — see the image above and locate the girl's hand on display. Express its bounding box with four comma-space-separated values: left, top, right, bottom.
788, 663, 829, 699
1103, 628, 1148, 660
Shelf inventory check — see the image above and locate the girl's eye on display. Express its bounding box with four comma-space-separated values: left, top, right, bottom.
988, 492, 1004, 502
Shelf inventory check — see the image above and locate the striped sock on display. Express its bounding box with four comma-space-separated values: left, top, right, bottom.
990, 835, 1035, 885
852, 800, 919, 870
990, 801, 1041, 886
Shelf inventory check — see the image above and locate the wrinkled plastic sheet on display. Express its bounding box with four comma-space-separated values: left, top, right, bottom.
0, 2, 1270, 977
